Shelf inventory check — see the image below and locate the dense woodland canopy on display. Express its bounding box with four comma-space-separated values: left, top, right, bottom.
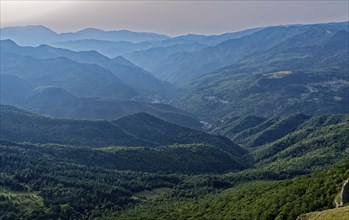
1, 105, 348, 219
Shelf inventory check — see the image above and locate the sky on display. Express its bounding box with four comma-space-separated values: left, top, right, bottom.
1, 0, 348, 36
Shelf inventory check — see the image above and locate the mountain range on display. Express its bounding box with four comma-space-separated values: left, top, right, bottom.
2, 22, 348, 124
1, 21, 349, 220
0, 25, 169, 46
0, 40, 202, 128
175, 24, 348, 121
1, 39, 172, 98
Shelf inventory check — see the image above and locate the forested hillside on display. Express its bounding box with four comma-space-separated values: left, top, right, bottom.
212, 113, 349, 173
116, 160, 349, 220
175, 23, 349, 120
1, 106, 348, 219
0, 105, 246, 157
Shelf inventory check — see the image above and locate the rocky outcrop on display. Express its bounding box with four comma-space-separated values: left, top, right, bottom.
340, 179, 349, 207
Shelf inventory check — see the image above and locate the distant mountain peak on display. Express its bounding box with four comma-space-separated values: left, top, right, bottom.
76, 27, 106, 34
0, 39, 18, 45
111, 56, 138, 67
1, 24, 56, 32
115, 112, 164, 123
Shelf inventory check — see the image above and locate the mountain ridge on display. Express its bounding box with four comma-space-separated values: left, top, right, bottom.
1, 39, 172, 99
0, 105, 246, 157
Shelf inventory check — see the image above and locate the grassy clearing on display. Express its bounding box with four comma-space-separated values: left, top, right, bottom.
132, 187, 172, 200
298, 206, 349, 220
0, 187, 44, 211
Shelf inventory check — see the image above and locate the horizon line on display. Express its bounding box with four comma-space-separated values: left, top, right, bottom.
1, 20, 348, 37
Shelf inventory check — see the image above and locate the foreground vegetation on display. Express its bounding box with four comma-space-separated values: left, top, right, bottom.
116, 160, 349, 220
1, 106, 348, 219
1, 138, 348, 219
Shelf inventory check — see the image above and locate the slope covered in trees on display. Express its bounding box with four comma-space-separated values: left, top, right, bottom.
212, 113, 349, 173
2, 137, 347, 220
0, 141, 180, 219
252, 122, 349, 174
0, 105, 246, 157
175, 24, 349, 120
116, 160, 349, 220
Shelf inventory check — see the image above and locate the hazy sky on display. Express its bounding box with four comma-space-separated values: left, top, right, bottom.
1, 0, 348, 36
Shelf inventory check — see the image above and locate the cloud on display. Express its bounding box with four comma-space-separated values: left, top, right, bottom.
1, 1, 348, 35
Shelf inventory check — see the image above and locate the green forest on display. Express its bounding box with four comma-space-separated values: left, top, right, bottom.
1, 105, 348, 219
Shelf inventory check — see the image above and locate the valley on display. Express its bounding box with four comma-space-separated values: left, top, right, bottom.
0, 17, 348, 220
